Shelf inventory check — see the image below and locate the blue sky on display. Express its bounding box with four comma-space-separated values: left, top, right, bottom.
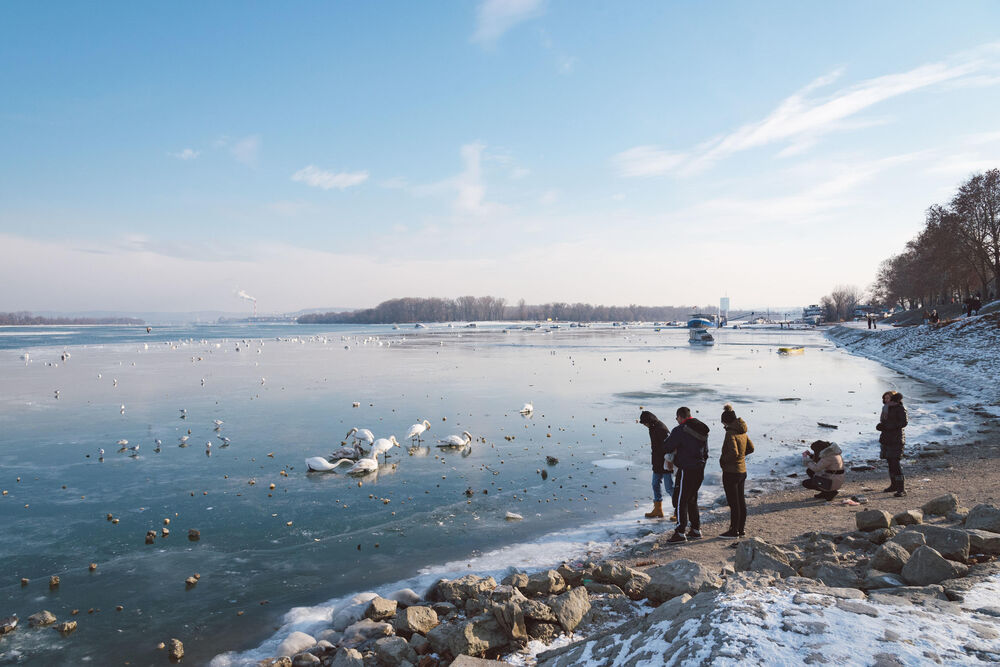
2, 1, 1000, 313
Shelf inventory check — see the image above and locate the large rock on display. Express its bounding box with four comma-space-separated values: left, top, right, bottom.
522, 599, 558, 622
341, 619, 393, 648
965, 504, 1000, 533
860, 570, 905, 590
522, 570, 566, 597
366, 597, 398, 622
447, 614, 511, 656
901, 546, 969, 585
556, 563, 584, 587
966, 529, 1000, 555
907, 525, 970, 562
921, 494, 959, 516
526, 620, 561, 642
734, 538, 796, 578
644, 559, 722, 605
27, 611, 56, 627
393, 606, 438, 638
890, 531, 926, 554
374, 636, 417, 666
433, 575, 497, 605
892, 509, 923, 526
330, 648, 364, 667
590, 561, 651, 600
332, 592, 380, 630
548, 586, 591, 633
811, 564, 861, 589
292, 653, 320, 666
277, 632, 317, 658
856, 510, 891, 532
501, 572, 528, 588
167, 639, 184, 662
489, 585, 526, 604
871, 542, 911, 574
389, 588, 423, 607
492, 601, 527, 642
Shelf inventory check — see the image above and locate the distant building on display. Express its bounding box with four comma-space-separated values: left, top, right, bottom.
720, 297, 730, 316
802, 304, 823, 324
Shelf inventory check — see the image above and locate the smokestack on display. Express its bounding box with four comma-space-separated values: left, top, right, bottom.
237, 290, 257, 317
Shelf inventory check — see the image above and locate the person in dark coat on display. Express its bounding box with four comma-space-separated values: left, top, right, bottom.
718, 404, 754, 538
663, 406, 710, 543
877, 391, 908, 496
638, 410, 674, 519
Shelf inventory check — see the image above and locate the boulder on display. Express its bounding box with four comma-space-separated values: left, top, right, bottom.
890, 531, 926, 554
341, 619, 393, 648
0, 616, 17, 635
54, 621, 77, 635
431, 602, 456, 618
811, 564, 861, 589
856, 510, 891, 532
901, 546, 969, 586
583, 582, 625, 596
522, 599, 558, 623
409, 633, 430, 655
734, 538, 796, 578
589, 561, 650, 600
167, 638, 184, 662
556, 563, 584, 587
489, 585, 526, 604
433, 575, 497, 605
907, 525, 970, 562
867, 527, 898, 545
259, 658, 293, 667
393, 606, 438, 638
366, 597, 398, 622
491, 601, 527, 642
500, 572, 528, 588
390, 588, 423, 608
892, 509, 923, 526
292, 653, 320, 667
966, 529, 1000, 555
447, 613, 511, 656
374, 636, 417, 666
548, 586, 591, 633
644, 559, 722, 604
921, 494, 959, 516
27, 611, 56, 627
330, 648, 365, 667
868, 584, 948, 603
965, 504, 1000, 533
523, 570, 566, 597
277, 632, 317, 657
332, 592, 380, 630
526, 621, 561, 642
871, 542, 911, 574
860, 570, 905, 590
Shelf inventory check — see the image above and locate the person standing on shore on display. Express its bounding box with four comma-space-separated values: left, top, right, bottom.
719, 404, 754, 538
663, 406, 710, 544
878, 391, 908, 497
638, 410, 674, 519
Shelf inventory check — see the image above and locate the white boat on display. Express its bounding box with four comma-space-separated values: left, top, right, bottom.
688, 328, 715, 345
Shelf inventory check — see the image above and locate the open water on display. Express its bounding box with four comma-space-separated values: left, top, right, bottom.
0, 322, 962, 665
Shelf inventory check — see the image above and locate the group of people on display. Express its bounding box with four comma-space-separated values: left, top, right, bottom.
639, 390, 908, 542
964, 293, 984, 317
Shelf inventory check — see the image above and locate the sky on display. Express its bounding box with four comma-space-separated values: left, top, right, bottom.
2, 1, 1000, 315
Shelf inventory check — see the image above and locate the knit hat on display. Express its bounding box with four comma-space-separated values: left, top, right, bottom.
639, 410, 657, 426
721, 403, 737, 424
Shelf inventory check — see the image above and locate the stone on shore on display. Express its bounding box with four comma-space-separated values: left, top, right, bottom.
332, 593, 380, 630
590, 561, 650, 600
860, 570, 905, 590
522, 599, 558, 623
734, 538, 796, 578
900, 546, 969, 586
921, 494, 959, 516
644, 559, 722, 604
428, 613, 509, 657
892, 509, 923, 526
341, 619, 393, 648
556, 563, 584, 587
890, 531, 926, 553
389, 588, 423, 607
522, 570, 566, 596
966, 528, 1000, 555
450, 657, 510, 667
500, 573, 528, 589
54, 620, 77, 635
906, 525, 970, 562
433, 575, 497, 605
393, 606, 438, 638
855, 510, 891, 532
167, 638, 184, 662
491, 601, 527, 642
549, 585, 591, 633
526, 620, 561, 642
870, 542, 911, 574
329, 647, 364, 667
365, 597, 398, 622
291, 654, 320, 667
584, 582, 625, 596
374, 636, 417, 666
811, 564, 861, 589
27, 611, 56, 627
277, 632, 316, 657
965, 504, 1000, 533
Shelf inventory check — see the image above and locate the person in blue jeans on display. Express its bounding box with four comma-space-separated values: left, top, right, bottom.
639, 410, 674, 519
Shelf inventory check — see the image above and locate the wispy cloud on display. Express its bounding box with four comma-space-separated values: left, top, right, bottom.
472, 0, 544, 45
291, 166, 369, 191
614, 44, 1000, 177
454, 142, 501, 215
168, 148, 200, 160
231, 135, 260, 166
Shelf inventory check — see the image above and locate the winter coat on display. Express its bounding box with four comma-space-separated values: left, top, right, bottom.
664, 417, 710, 470
719, 418, 755, 474
644, 416, 671, 474
877, 403, 907, 459
804, 443, 845, 491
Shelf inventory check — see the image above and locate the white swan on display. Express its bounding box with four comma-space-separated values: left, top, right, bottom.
438, 431, 473, 449
345, 427, 375, 448
370, 435, 400, 463
331, 442, 363, 460
519, 402, 534, 415
306, 455, 378, 475
305, 456, 339, 472
406, 419, 431, 445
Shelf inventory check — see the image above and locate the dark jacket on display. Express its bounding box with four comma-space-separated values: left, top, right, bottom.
719, 418, 755, 474
664, 417, 710, 470
877, 403, 907, 459
640, 412, 671, 474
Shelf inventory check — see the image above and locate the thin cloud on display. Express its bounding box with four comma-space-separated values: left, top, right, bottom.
291, 166, 369, 191
231, 135, 260, 166
615, 43, 1000, 177
472, 0, 544, 45
410, 142, 504, 217
168, 148, 200, 160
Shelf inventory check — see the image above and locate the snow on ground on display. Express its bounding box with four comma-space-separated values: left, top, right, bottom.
827, 312, 1000, 415
539, 575, 1000, 666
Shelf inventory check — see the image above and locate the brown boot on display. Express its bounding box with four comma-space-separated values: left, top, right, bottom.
644, 501, 664, 518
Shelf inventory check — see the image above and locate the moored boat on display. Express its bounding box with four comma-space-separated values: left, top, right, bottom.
777, 346, 805, 355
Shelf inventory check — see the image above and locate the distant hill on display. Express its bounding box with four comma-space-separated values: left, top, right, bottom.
0, 311, 144, 326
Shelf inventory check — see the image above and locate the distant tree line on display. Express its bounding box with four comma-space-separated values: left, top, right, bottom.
0, 312, 144, 325
297, 297, 718, 324
871, 169, 1000, 310
819, 285, 865, 322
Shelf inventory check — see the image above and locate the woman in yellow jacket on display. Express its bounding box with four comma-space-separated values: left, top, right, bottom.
719, 403, 754, 538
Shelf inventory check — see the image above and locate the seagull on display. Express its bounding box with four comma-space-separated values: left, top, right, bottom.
406, 419, 432, 445
154, 439, 162, 453
128, 444, 139, 457
98, 448, 105, 458
213, 419, 224, 430
345, 427, 375, 449
437, 431, 473, 450
370, 436, 400, 464
519, 403, 534, 415
179, 409, 187, 419
120, 404, 126, 415
117, 439, 129, 446
218, 435, 231, 446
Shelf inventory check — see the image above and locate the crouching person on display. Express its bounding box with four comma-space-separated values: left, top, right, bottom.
639, 410, 673, 519
801, 440, 844, 501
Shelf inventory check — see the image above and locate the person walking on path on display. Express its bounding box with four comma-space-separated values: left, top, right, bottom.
663, 406, 710, 543
719, 404, 754, 538
639, 411, 674, 519
800, 441, 845, 501
878, 391, 908, 497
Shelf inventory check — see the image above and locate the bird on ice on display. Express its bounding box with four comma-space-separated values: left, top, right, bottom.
370, 436, 400, 464
437, 431, 473, 450
406, 420, 432, 445
345, 427, 375, 449
519, 402, 534, 415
